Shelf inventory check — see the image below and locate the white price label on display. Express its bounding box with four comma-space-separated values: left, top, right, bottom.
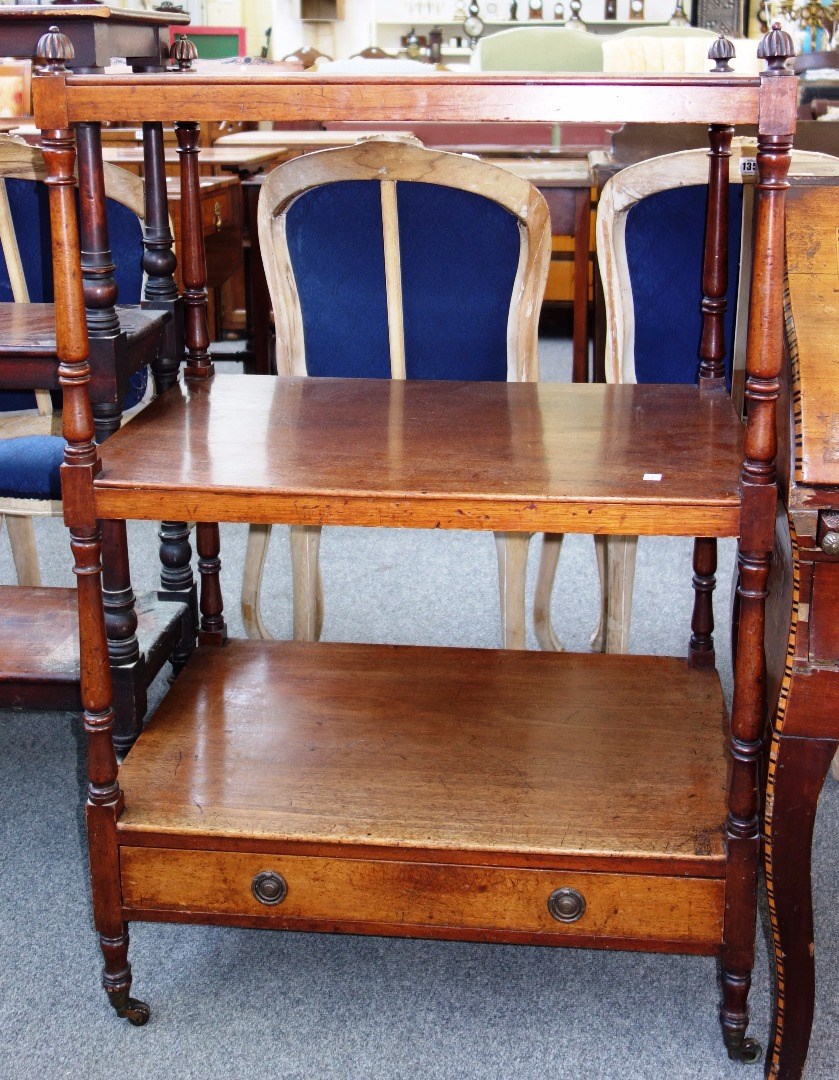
740, 157, 758, 176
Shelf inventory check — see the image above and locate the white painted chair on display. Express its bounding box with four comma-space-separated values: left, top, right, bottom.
241, 135, 552, 647
534, 142, 839, 654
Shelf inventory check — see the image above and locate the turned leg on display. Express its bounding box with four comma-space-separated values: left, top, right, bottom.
197, 522, 227, 646
494, 532, 530, 651
689, 537, 717, 668
764, 734, 837, 1079
100, 928, 149, 1027
102, 518, 145, 756
290, 524, 324, 642
158, 521, 197, 675
533, 532, 563, 652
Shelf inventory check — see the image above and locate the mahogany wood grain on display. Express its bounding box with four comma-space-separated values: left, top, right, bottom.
783, 182, 839, 492
722, 94, 795, 1064
93, 376, 744, 535
120, 847, 725, 952
50, 73, 770, 127
117, 641, 729, 875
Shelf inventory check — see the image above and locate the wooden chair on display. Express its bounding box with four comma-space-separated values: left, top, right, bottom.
0, 134, 163, 585
472, 27, 604, 72
280, 47, 331, 69
242, 135, 551, 647
535, 143, 839, 654
350, 47, 397, 60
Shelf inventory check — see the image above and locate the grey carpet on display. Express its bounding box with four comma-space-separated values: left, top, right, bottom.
0, 338, 836, 1079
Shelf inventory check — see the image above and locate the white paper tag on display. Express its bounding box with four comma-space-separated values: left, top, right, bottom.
740, 157, 757, 176
643, 473, 662, 481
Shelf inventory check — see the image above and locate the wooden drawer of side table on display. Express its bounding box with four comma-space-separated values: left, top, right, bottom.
120, 846, 724, 952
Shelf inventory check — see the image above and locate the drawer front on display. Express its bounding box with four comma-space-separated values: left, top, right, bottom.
201, 186, 238, 235
121, 847, 723, 949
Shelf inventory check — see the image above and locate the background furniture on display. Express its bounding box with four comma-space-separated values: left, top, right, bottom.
471, 27, 604, 72
32, 47, 797, 1074
0, 4, 188, 73
763, 175, 839, 1080
242, 136, 551, 647
169, 26, 247, 60
0, 138, 189, 738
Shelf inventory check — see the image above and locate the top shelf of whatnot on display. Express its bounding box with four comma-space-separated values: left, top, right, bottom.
31, 70, 796, 129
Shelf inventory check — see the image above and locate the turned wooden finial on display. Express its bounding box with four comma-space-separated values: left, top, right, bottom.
757, 22, 796, 74
170, 34, 198, 72
708, 33, 736, 74
35, 26, 74, 73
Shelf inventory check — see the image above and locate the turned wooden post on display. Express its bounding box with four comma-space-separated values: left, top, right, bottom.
197, 522, 227, 645
141, 121, 183, 393
140, 120, 197, 669
33, 32, 148, 1026
76, 120, 145, 740
689, 36, 737, 670
719, 24, 796, 1065
175, 121, 213, 378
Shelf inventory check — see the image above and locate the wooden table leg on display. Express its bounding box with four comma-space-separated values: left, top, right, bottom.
572, 185, 590, 384
764, 732, 838, 1079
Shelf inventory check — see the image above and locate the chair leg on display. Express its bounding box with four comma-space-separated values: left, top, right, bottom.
6, 515, 42, 586
603, 535, 638, 655
242, 524, 274, 640
494, 531, 530, 651
590, 535, 608, 652
533, 533, 563, 652
290, 524, 324, 642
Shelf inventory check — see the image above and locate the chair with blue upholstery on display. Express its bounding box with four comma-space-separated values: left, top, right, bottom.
242, 135, 551, 647
534, 143, 839, 654
471, 26, 604, 72
0, 134, 157, 585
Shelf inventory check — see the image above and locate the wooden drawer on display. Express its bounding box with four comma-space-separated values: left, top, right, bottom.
121, 847, 724, 952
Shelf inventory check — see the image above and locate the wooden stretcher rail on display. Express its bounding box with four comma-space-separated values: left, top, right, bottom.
33, 72, 776, 128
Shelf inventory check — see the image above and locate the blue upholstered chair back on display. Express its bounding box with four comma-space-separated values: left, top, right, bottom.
0, 179, 146, 413
624, 183, 743, 386
285, 179, 522, 382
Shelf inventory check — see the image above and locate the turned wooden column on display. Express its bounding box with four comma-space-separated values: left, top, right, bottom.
175, 121, 213, 379
689, 38, 737, 670
719, 24, 796, 1065
33, 32, 147, 1026
140, 120, 183, 393
140, 114, 197, 672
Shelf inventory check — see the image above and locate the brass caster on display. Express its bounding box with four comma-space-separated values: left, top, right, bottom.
118, 998, 151, 1027
726, 1034, 762, 1064
107, 988, 151, 1026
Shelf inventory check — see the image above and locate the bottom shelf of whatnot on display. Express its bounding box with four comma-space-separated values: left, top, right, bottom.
116, 641, 730, 955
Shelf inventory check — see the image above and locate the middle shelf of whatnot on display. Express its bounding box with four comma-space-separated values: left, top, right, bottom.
93, 374, 744, 536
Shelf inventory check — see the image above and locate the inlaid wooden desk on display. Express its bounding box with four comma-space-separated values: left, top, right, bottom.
30, 45, 803, 1074
763, 178, 839, 1080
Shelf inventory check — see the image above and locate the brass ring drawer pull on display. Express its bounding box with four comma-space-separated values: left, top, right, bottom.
547, 887, 586, 923
251, 870, 287, 906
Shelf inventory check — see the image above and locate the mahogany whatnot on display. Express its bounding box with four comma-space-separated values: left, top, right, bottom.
31, 36, 799, 1068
